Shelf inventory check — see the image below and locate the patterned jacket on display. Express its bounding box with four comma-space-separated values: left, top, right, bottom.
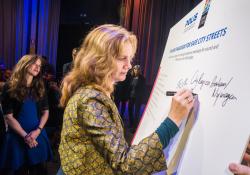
59, 86, 167, 175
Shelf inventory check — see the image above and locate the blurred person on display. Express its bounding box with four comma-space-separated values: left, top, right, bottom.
0, 69, 11, 144
128, 65, 146, 131
2, 69, 12, 82
44, 73, 63, 159
0, 55, 52, 175
0, 69, 12, 93
0, 104, 6, 147
114, 70, 131, 119
62, 47, 80, 77
58, 24, 195, 175
41, 55, 54, 77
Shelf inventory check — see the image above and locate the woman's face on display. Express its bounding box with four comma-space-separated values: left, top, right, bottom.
133, 68, 140, 76
27, 59, 42, 77
112, 43, 133, 83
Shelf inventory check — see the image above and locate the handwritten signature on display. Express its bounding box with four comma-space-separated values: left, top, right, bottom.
176, 70, 237, 107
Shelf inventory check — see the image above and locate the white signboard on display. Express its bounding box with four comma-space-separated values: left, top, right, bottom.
133, 0, 250, 174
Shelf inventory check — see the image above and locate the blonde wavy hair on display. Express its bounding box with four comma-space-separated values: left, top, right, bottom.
60, 24, 137, 107
8, 54, 45, 101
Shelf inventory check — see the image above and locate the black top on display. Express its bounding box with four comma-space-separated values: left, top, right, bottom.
0, 104, 6, 141
62, 62, 72, 77
129, 74, 146, 101
1, 84, 49, 119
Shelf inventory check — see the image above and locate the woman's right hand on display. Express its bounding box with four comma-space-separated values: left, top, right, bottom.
168, 89, 195, 126
28, 140, 38, 148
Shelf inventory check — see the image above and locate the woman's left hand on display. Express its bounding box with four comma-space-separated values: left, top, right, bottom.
26, 128, 41, 141
229, 143, 250, 175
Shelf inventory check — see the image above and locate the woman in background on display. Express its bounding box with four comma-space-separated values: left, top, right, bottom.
59, 24, 195, 175
128, 64, 146, 131
0, 55, 52, 175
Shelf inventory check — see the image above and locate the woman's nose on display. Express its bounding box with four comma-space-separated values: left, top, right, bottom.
126, 59, 132, 70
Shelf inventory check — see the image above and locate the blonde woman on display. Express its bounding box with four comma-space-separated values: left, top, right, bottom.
0, 55, 52, 175
59, 24, 195, 175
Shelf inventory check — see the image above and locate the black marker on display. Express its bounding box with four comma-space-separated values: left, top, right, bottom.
166, 91, 197, 96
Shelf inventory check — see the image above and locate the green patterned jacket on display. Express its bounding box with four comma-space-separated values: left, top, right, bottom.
59, 85, 167, 175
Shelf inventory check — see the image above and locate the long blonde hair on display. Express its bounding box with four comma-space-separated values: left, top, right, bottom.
60, 24, 137, 107
8, 54, 45, 101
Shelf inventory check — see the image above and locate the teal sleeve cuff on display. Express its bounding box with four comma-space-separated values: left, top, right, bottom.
155, 117, 179, 149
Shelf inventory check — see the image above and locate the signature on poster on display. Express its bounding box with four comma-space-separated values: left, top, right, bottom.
176, 70, 237, 107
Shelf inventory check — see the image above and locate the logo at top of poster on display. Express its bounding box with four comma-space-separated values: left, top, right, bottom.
184, 12, 198, 32
198, 0, 212, 29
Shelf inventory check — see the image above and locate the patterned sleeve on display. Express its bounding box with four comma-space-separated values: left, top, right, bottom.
78, 98, 167, 174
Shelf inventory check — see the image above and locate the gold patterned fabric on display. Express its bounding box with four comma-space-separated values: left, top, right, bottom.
59, 86, 167, 175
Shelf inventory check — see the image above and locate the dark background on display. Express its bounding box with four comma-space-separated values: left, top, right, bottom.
56, 0, 122, 78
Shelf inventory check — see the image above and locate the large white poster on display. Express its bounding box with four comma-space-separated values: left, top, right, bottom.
132, 0, 250, 174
